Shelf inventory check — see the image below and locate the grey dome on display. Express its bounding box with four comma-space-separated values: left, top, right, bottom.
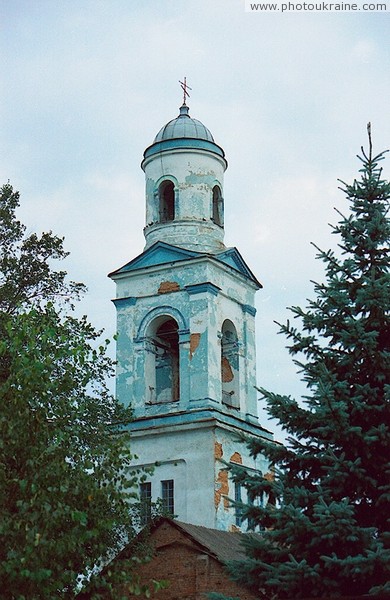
154, 105, 214, 143
142, 103, 226, 168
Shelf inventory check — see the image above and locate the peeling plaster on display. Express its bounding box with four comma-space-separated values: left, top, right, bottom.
158, 281, 180, 294
190, 333, 201, 360
214, 441, 230, 511
111, 126, 273, 531
230, 452, 242, 465
214, 441, 223, 460
215, 470, 229, 510
185, 171, 217, 186
221, 356, 234, 383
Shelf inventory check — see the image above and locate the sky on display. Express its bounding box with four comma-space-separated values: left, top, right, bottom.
1, 0, 389, 441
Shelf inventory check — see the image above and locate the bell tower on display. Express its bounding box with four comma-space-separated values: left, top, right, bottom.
142, 102, 226, 253
109, 91, 273, 531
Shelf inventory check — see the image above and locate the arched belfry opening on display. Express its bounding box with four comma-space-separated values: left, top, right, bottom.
221, 320, 239, 408
147, 317, 180, 403
159, 180, 175, 223
212, 185, 223, 227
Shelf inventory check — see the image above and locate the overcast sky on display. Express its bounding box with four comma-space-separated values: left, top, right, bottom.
1, 1, 389, 441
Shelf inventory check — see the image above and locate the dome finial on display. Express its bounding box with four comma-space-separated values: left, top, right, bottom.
179, 77, 192, 107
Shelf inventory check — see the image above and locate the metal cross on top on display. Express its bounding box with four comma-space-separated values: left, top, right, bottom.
179, 77, 192, 105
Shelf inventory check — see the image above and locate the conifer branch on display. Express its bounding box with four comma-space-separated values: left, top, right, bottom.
310, 241, 361, 285
367, 122, 372, 163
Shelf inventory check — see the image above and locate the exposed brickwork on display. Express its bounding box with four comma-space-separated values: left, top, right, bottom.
158, 281, 180, 294
189, 333, 201, 359
215, 469, 229, 510
214, 441, 223, 460
230, 452, 242, 464
122, 520, 258, 600
221, 356, 233, 382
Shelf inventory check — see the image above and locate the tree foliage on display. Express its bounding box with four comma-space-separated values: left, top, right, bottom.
0, 183, 151, 598
229, 130, 390, 597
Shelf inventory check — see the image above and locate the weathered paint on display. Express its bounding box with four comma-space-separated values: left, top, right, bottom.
230, 452, 242, 464
213, 427, 270, 531
109, 105, 273, 531
221, 356, 234, 382
189, 333, 201, 359
112, 255, 261, 420
158, 281, 180, 294
215, 469, 229, 510
214, 441, 223, 460
142, 149, 226, 253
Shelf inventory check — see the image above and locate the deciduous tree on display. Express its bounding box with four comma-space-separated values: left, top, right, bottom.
0, 184, 151, 599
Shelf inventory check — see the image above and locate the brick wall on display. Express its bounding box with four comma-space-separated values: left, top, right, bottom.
123, 521, 257, 600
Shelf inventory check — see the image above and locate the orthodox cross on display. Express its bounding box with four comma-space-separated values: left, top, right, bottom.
179, 77, 192, 105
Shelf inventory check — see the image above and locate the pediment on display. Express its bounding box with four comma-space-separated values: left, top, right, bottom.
215, 248, 262, 287
108, 242, 202, 277
109, 242, 261, 287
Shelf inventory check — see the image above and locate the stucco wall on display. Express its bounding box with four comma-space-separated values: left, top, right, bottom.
143, 149, 226, 253
114, 257, 259, 420
213, 428, 270, 531
129, 421, 271, 531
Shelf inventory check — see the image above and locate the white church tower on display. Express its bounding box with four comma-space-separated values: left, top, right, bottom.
109, 84, 273, 531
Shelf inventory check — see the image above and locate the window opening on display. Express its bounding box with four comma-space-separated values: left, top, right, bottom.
235, 482, 243, 527
159, 181, 175, 222
140, 482, 152, 525
221, 320, 239, 408
161, 479, 174, 515
153, 319, 180, 402
247, 493, 256, 532
212, 185, 223, 226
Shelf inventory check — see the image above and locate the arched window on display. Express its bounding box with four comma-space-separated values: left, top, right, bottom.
159, 181, 175, 223
221, 320, 239, 408
212, 185, 223, 226
148, 317, 180, 403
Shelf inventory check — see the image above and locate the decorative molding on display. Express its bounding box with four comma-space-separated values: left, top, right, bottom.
242, 304, 256, 316
186, 282, 221, 296
136, 305, 188, 340
112, 296, 137, 307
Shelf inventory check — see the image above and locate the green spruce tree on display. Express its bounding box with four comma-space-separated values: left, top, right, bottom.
229, 128, 390, 598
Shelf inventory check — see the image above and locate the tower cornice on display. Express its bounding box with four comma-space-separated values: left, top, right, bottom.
142, 139, 227, 170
